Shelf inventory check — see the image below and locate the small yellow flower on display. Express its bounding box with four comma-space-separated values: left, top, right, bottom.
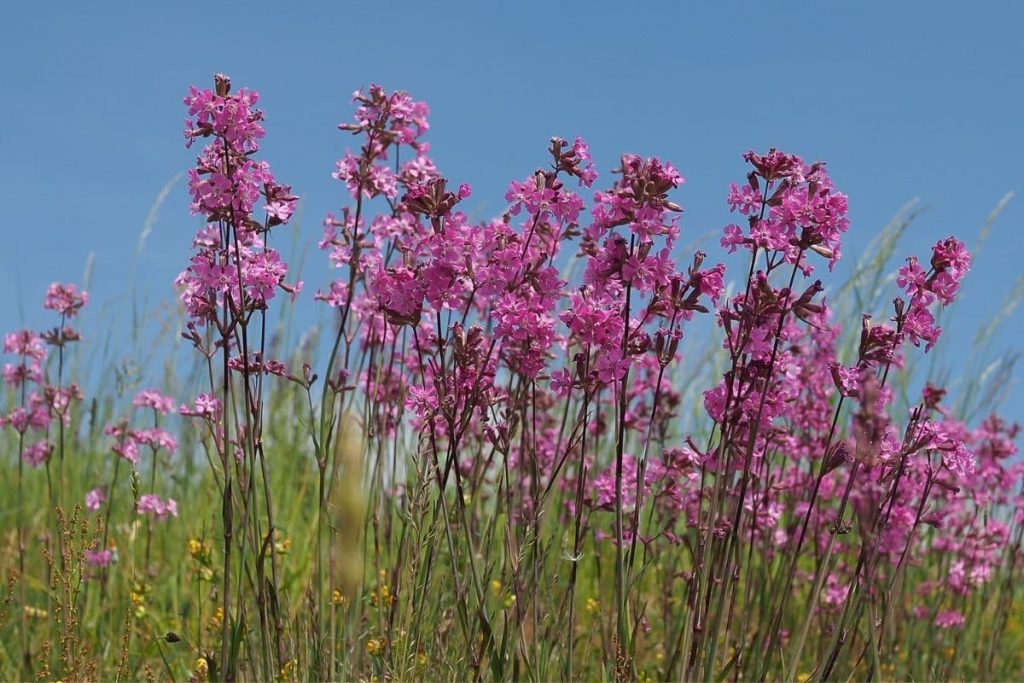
279, 658, 298, 682
24, 605, 48, 619
208, 606, 224, 630
331, 590, 347, 607
366, 637, 383, 656
503, 594, 516, 609
796, 674, 811, 683
194, 658, 209, 683
585, 597, 599, 615
490, 579, 502, 597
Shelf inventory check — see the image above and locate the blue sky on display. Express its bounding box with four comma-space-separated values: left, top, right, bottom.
2, 3, 1021, 422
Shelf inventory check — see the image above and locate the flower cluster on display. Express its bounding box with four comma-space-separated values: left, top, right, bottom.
1, 283, 88, 467
722, 149, 849, 272
176, 73, 301, 326
137, 494, 179, 520
894, 236, 971, 350
160, 80, 1024, 681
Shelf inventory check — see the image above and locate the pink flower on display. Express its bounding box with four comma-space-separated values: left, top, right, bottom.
934, 610, 965, 629
406, 385, 438, 419
23, 440, 53, 467
133, 389, 176, 415
85, 549, 113, 568
550, 368, 574, 397
314, 280, 350, 308
137, 494, 178, 520
902, 304, 941, 351
693, 263, 726, 300
3, 360, 42, 388
4, 330, 46, 359
369, 266, 426, 324
132, 427, 179, 454
722, 149, 849, 270
112, 438, 140, 465
180, 393, 221, 420
897, 257, 931, 302
43, 283, 88, 318
595, 353, 630, 384
727, 182, 761, 216
720, 223, 746, 254
85, 487, 106, 511
569, 137, 598, 187
183, 75, 265, 152
931, 236, 971, 276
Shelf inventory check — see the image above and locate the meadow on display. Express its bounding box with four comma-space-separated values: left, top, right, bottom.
1, 74, 1021, 682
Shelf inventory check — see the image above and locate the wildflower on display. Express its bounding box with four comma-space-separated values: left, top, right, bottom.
23, 440, 54, 467
180, 393, 221, 420
188, 538, 212, 563
85, 487, 106, 511
935, 610, 965, 629
43, 282, 89, 317
133, 389, 176, 415
177, 75, 300, 327
279, 658, 298, 682
85, 549, 113, 568
137, 494, 178, 520
194, 658, 209, 683
4, 330, 46, 359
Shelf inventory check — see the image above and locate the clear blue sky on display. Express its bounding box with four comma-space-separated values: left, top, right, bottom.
2, 3, 1021, 423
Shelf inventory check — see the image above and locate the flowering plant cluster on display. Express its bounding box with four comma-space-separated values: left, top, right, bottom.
1, 284, 88, 469
1, 75, 1019, 683
292, 84, 1019, 681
